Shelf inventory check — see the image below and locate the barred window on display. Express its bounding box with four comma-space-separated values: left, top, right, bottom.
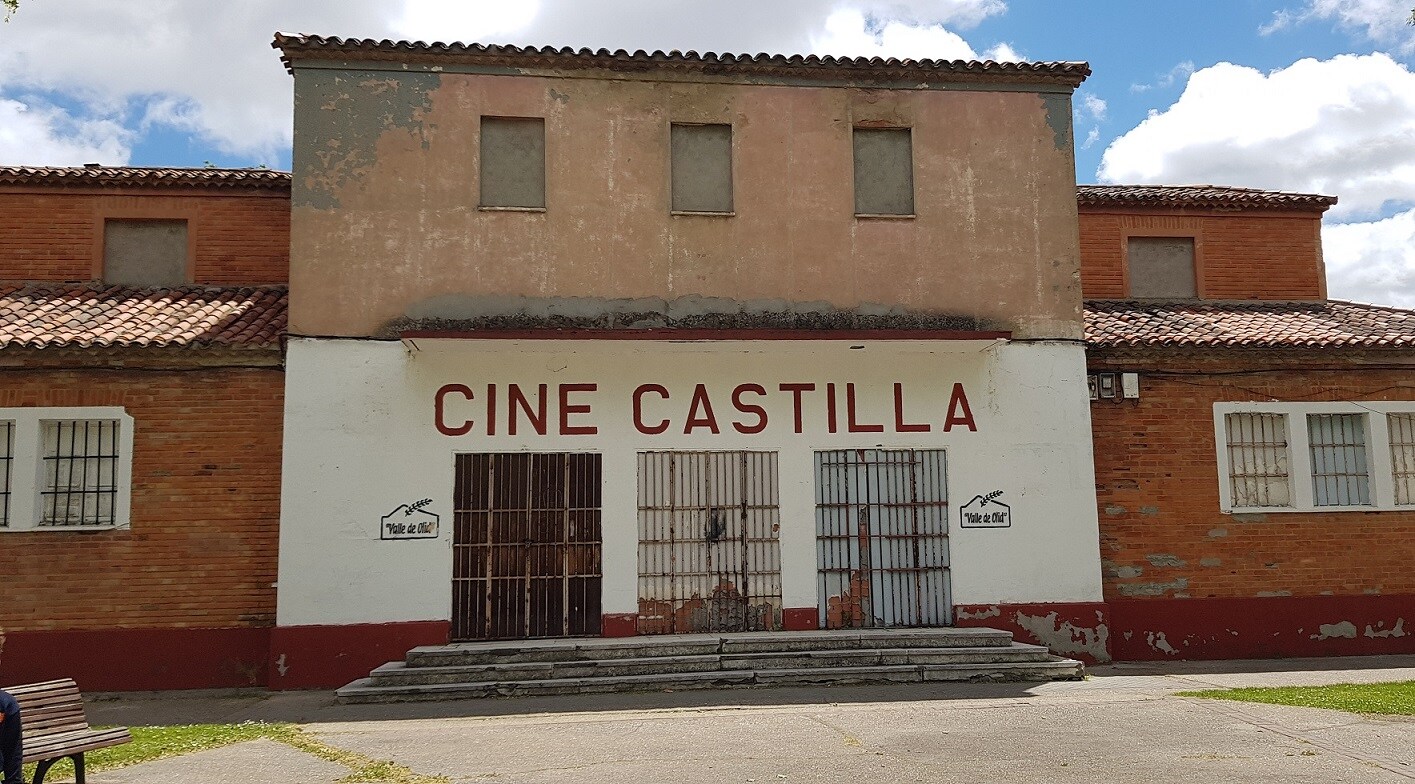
0, 421, 13, 527
1224, 413, 1291, 508
1307, 414, 1371, 507
1390, 413, 1415, 506
1216, 404, 1415, 513
41, 419, 121, 526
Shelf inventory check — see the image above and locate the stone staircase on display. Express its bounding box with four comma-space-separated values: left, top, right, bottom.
336, 627, 1084, 702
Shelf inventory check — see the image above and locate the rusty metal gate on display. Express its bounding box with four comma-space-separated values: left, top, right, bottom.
452, 452, 602, 640
815, 449, 950, 629
637, 451, 782, 634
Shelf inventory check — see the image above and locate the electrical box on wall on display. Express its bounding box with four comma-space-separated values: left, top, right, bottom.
1089, 372, 1140, 402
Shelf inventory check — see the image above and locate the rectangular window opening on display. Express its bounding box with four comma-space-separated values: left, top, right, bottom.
479, 116, 546, 209
670, 123, 734, 214
1224, 412, 1292, 509
0, 421, 13, 528
40, 419, 121, 527
1127, 237, 1197, 299
103, 218, 188, 286
852, 127, 914, 216
1391, 413, 1415, 506
1307, 413, 1372, 507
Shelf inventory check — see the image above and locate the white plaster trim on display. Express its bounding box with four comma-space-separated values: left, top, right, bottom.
1213, 401, 1415, 514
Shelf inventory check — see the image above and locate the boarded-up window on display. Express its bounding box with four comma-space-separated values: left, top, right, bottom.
1224, 413, 1291, 508
480, 117, 546, 209
670, 123, 733, 213
1127, 237, 1196, 298
853, 128, 914, 216
103, 219, 188, 286
1307, 414, 1371, 506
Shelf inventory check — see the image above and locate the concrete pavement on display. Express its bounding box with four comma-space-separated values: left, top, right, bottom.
63, 655, 1415, 783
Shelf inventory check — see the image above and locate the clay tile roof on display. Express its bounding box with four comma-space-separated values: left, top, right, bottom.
0, 166, 291, 191
272, 33, 1090, 86
1077, 184, 1337, 211
0, 284, 287, 350
1084, 300, 1415, 350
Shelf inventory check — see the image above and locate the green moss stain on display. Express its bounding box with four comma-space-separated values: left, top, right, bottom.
1041, 93, 1074, 152
292, 69, 442, 210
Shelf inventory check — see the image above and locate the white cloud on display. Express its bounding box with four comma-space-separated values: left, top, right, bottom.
812, 9, 986, 60
1077, 92, 1107, 120
1130, 60, 1194, 93
1324, 208, 1415, 307
1099, 53, 1415, 220
0, 93, 132, 165
0, 0, 1007, 167
1262, 0, 1415, 54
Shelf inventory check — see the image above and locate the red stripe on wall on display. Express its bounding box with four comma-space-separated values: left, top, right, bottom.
267, 621, 450, 690
1110, 595, 1415, 661
0, 627, 270, 692
954, 602, 1112, 664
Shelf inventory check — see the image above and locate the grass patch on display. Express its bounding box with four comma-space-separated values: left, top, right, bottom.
22, 722, 448, 784
1177, 680, 1415, 716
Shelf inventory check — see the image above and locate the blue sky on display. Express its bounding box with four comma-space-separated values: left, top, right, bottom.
1, 0, 1413, 305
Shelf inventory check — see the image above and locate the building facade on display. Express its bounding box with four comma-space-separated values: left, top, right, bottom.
0, 166, 289, 690
1078, 186, 1414, 661
269, 36, 1106, 688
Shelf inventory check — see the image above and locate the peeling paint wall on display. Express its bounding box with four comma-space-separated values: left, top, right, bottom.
288, 65, 1083, 340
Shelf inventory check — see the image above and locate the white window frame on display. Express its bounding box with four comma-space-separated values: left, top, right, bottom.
0, 407, 134, 531
1214, 402, 1411, 513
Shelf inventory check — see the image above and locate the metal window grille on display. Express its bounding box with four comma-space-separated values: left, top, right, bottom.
0, 421, 13, 527
815, 449, 950, 629
40, 419, 120, 526
1391, 413, 1415, 506
1224, 413, 1291, 508
1307, 413, 1371, 507
637, 451, 782, 635
452, 452, 603, 641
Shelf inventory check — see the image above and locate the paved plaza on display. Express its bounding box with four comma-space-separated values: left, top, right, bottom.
66, 655, 1415, 783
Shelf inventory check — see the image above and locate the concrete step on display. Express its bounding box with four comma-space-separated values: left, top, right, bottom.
405, 628, 1015, 668
337, 659, 1085, 703
369, 644, 1055, 687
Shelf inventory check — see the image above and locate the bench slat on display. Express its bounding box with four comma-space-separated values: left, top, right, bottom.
4, 679, 131, 765
23, 729, 132, 763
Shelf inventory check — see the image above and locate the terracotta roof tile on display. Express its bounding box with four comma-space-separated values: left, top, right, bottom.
1084, 300, 1415, 349
1077, 184, 1336, 211
272, 33, 1090, 86
0, 166, 290, 191
0, 284, 287, 350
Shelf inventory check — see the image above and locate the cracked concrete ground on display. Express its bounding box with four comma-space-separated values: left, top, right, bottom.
68, 655, 1415, 784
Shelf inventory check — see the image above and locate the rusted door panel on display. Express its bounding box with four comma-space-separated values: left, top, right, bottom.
452, 452, 602, 641
637, 451, 783, 634
816, 449, 950, 629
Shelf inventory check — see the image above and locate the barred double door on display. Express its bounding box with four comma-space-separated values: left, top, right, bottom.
451, 452, 603, 641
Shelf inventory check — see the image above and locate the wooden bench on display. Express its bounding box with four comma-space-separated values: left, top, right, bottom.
7, 679, 131, 784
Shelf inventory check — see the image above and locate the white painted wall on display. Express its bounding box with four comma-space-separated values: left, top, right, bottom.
275, 337, 1103, 627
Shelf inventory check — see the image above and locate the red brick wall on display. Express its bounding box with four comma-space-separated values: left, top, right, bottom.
0, 368, 283, 632
1089, 363, 1415, 601
1079, 209, 1325, 300
0, 190, 289, 284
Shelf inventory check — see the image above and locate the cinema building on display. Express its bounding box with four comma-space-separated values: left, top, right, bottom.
268, 36, 1105, 689
2, 38, 1409, 695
